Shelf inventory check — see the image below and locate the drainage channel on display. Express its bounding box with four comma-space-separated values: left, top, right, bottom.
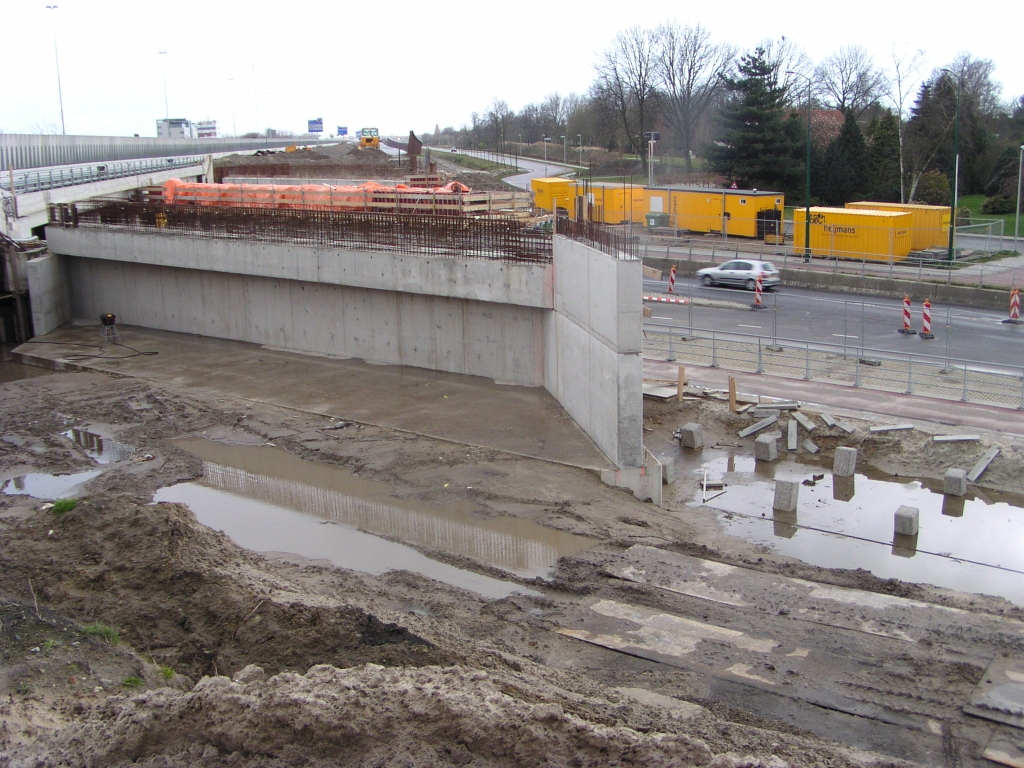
681, 451, 1024, 607
154, 438, 595, 600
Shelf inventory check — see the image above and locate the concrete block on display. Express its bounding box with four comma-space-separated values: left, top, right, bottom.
894, 505, 920, 536
660, 456, 675, 484
835, 420, 856, 434
869, 424, 914, 433
773, 480, 799, 512
820, 413, 837, 427
802, 439, 820, 454
787, 419, 798, 451
792, 411, 816, 432
944, 468, 968, 497
754, 434, 779, 462
968, 447, 1000, 482
833, 446, 857, 477
678, 423, 704, 449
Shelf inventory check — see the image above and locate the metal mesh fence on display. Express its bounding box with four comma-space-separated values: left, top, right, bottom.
50, 201, 553, 264
644, 324, 1024, 410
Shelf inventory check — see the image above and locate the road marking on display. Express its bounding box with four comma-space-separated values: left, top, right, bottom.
738, 324, 761, 329
832, 334, 859, 338
653, 316, 673, 320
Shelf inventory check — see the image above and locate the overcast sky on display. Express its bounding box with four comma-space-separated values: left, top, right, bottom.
3, 0, 1020, 139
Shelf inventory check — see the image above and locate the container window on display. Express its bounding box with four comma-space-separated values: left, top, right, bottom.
740, 199, 747, 204
776, 198, 782, 204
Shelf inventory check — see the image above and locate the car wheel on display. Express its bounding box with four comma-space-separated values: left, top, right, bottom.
745, 279, 756, 291
700, 275, 713, 287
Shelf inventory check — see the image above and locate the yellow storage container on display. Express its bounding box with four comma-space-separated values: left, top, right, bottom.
585, 183, 645, 225
656, 187, 784, 237
668, 189, 722, 233
845, 201, 950, 250
644, 189, 669, 221
722, 190, 785, 238
530, 177, 577, 212
793, 207, 912, 261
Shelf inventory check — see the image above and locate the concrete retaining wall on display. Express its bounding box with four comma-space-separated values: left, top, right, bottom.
25, 253, 71, 336
643, 255, 1015, 310
65, 257, 548, 386
546, 237, 643, 468
47, 229, 552, 309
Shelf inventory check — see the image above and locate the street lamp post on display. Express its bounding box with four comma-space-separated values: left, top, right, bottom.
158, 51, 169, 120
942, 68, 963, 264
560, 135, 566, 165
577, 134, 582, 166
787, 70, 812, 262
543, 136, 550, 177
45, 5, 65, 135
1015, 144, 1023, 255
228, 78, 237, 136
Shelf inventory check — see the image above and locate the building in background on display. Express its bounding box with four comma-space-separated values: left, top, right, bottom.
157, 118, 195, 139
196, 120, 217, 138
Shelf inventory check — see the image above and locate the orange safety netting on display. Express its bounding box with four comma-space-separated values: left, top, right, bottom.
163, 179, 472, 211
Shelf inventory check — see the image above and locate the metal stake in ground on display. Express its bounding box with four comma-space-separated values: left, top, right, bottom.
1002, 287, 1022, 325
898, 294, 917, 335
668, 265, 676, 294
751, 274, 765, 310
920, 298, 935, 339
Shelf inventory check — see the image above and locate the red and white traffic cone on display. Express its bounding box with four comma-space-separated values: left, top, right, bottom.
1003, 287, 1022, 325
668, 265, 676, 293
751, 274, 765, 309
898, 294, 916, 334
920, 298, 935, 339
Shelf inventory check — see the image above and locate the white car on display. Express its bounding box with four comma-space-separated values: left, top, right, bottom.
696, 259, 780, 291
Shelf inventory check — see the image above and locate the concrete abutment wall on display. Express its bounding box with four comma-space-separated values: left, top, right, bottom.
39, 227, 643, 470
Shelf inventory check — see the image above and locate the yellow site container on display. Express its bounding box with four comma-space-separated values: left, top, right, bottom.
644, 189, 669, 221
656, 187, 784, 238
586, 183, 645, 225
793, 207, 912, 261
845, 201, 950, 250
531, 177, 576, 212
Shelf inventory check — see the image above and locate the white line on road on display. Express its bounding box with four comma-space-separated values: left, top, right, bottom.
833, 334, 859, 338
653, 316, 674, 320
737, 324, 762, 329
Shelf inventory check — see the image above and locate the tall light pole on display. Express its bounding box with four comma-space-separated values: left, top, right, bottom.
1015, 144, 1023, 255
158, 51, 169, 120
543, 136, 550, 177
577, 134, 582, 166
941, 68, 963, 264
788, 70, 812, 262
560, 135, 566, 165
45, 5, 65, 135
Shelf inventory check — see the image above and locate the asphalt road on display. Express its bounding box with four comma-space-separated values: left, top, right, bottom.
643, 275, 1024, 370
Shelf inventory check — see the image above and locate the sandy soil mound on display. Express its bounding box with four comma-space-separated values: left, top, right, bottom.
7, 663, 729, 768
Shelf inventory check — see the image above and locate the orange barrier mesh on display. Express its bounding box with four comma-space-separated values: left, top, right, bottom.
162, 179, 472, 212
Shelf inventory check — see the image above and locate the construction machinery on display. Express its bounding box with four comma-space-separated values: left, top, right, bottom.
359, 128, 380, 150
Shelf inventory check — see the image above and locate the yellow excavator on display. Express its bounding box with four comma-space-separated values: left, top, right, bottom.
359, 127, 380, 150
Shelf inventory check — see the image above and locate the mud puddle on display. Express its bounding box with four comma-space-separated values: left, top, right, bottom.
63, 427, 136, 464
2, 469, 101, 499
154, 438, 595, 598
683, 451, 1024, 606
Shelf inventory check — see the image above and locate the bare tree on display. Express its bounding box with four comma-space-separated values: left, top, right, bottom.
885, 46, 925, 202
484, 98, 515, 151
815, 45, 888, 116
655, 22, 734, 173
757, 36, 813, 102
593, 26, 660, 173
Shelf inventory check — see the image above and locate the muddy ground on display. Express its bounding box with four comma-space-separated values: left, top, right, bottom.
1, 366, 1022, 766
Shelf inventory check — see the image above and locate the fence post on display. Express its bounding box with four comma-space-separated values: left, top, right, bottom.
854, 354, 861, 387
688, 245, 693, 261
668, 330, 675, 362
804, 342, 811, 380
961, 362, 969, 402
756, 338, 763, 374
1019, 370, 1024, 411
711, 331, 718, 368
906, 355, 913, 394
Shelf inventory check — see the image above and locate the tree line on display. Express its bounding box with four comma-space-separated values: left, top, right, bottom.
426, 25, 1023, 212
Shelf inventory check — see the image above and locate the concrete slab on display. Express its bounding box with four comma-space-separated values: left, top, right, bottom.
14, 324, 615, 470
868, 424, 914, 433
969, 447, 1001, 482
791, 411, 816, 432
934, 434, 980, 442
787, 419, 798, 451
965, 656, 1024, 729
802, 439, 820, 454
834, 419, 856, 434
738, 414, 778, 438
820, 413, 837, 427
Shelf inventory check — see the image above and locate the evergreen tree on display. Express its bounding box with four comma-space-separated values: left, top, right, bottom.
816, 110, 869, 205
708, 47, 802, 193
865, 113, 902, 202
